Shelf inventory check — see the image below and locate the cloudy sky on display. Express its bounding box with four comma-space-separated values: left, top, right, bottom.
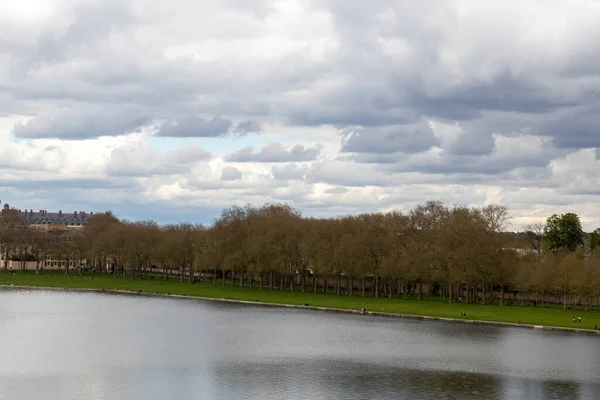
1, 0, 600, 230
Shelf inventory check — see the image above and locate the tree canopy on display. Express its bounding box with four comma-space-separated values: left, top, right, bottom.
543, 213, 584, 252
1, 201, 600, 309
589, 228, 600, 251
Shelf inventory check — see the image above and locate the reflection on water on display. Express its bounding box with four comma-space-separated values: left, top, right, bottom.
542, 380, 580, 400
213, 360, 507, 399
0, 289, 599, 400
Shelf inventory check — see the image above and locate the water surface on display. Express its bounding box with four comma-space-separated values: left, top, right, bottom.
0, 289, 598, 399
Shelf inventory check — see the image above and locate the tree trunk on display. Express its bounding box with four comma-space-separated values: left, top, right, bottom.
301, 272, 306, 293
347, 275, 352, 296
361, 276, 365, 297
279, 274, 284, 291
482, 284, 486, 304
465, 283, 470, 304
417, 280, 423, 301
240, 270, 244, 288
248, 273, 253, 288
448, 283, 453, 304
269, 271, 273, 290
336, 275, 340, 295
542, 293, 545, 308
500, 286, 505, 306
260, 273, 264, 290
289, 275, 294, 292
313, 274, 318, 294
323, 275, 327, 294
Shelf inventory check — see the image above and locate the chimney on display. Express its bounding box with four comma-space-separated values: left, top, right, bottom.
59, 210, 62, 216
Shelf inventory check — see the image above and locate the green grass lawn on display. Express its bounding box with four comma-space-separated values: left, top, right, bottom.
2, 270, 599, 331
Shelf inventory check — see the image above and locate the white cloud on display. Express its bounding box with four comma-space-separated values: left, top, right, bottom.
105, 135, 211, 176
1, 0, 600, 230
220, 166, 242, 181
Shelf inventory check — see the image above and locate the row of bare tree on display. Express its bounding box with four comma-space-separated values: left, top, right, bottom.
1, 201, 599, 307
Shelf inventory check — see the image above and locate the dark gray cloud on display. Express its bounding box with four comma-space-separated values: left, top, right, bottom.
156, 116, 232, 137
446, 129, 496, 156
340, 122, 439, 154
387, 147, 568, 176
232, 120, 262, 135
416, 70, 576, 119
12, 105, 151, 139
227, 143, 322, 163
347, 133, 569, 177
0, 177, 138, 191
156, 117, 260, 138
4, 0, 600, 148
220, 166, 242, 181
540, 105, 600, 149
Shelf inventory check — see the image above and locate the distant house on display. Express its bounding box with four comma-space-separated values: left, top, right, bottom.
1, 202, 93, 229
0, 201, 95, 271
503, 247, 539, 256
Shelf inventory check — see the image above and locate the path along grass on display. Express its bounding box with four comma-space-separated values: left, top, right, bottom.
2, 271, 600, 331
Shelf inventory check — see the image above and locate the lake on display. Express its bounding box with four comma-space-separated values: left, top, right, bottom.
0, 289, 599, 399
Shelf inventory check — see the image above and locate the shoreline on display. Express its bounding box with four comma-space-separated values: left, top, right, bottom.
2, 284, 600, 336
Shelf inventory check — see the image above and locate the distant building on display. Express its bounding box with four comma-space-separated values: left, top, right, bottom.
512, 248, 539, 256
1, 201, 94, 228
0, 201, 96, 271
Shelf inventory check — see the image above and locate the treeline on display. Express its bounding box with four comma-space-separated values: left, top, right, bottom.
1, 201, 600, 308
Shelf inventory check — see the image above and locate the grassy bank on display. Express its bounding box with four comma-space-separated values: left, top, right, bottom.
1, 271, 599, 331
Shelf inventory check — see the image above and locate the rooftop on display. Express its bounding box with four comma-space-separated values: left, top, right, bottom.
2, 202, 92, 227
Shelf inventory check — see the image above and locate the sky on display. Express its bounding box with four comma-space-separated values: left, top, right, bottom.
1, 0, 600, 230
